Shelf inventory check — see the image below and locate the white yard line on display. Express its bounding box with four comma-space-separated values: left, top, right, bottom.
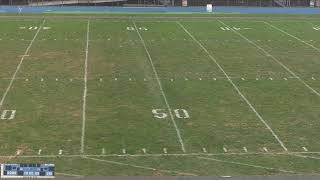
218, 20, 320, 98
84, 157, 197, 176
80, 20, 90, 155
198, 157, 295, 174
132, 21, 186, 153
263, 21, 320, 53
0, 19, 45, 110
176, 21, 288, 152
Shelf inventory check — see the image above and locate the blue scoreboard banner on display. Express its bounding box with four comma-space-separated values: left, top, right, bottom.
0, 164, 55, 178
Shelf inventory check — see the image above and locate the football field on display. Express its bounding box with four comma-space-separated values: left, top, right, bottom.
0, 15, 320, 176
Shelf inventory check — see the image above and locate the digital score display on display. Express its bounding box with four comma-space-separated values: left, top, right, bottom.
0, 164, 55, 178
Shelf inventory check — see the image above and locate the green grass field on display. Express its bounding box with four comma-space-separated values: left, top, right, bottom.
0, 15, 320, 176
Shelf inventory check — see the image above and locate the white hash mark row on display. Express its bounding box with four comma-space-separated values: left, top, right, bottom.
3, 76, 318, 81
15, 146, 309, 155
0, 38, 318, 43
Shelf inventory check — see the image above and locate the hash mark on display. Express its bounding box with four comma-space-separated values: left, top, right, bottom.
263, 147, 268, 152
302, 147, 308, 152
163, 148, 167, 154
202, 148, 207, 153
223, 147, 228, 153
243, 147, 248, 153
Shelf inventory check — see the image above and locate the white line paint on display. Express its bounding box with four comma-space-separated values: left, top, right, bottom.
142, 148, 147, 154
38, 149, 42, 155
291, 154, 320, 160
243, 147, 248, 153
84, 157, 197, 176
218, 20, 320, 98
263, 21, 320, 53
198, 157, 295, 173
177, 21, 288, 152
59, 149, 63, 155
163, 148, 168, 154
0, 19, 45, 111
16, 150, 22, 155
202, 147, 207, 153
122, 149, 126, 154
133, 21, 186, 152
102, 148, 105, 155
55, 172, 84, 177
80, 20, 90, 155
223, 147, 228, 153
2, 151, 320, 158
263, 147, 268, 152
302, 147, 308, 152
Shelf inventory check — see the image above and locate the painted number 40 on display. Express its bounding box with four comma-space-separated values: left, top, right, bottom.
152, 109, 190, 119
0, 110, 16, 120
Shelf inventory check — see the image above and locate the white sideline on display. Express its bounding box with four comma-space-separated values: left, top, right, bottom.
133, 21, 186, 153
80, 20, 90, 155
0, 19, 45, 110
55, 172, 84, 177
84, 157, 197, 176
176, 21, 288, 152
198, 157, 295, 173
263, 21, 320, 53
218, 20, 320, 97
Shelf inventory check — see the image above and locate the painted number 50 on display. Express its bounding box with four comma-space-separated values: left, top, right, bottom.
152, 109, 190, 119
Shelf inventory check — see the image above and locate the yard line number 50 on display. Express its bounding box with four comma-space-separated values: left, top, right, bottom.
152, 109, 190, 119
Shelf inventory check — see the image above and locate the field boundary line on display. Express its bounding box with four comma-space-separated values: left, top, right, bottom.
55, 172, 84, 177
290, 154, 320, 160
132, 21, 186, 152
1, 151, 320, 158
80, 20, 90, 155
198, 157, 296, 174
218, 20, 320, 97
84, 156, 197, 176
263, 21, 320, 53
0, 19, 45, 110
176, 21, 288, 152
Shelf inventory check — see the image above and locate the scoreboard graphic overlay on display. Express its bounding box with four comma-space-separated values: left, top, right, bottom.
0, 164, 55, 178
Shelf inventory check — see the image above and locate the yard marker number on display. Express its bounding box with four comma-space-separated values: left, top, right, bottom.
1, 110, 16, 120
20, 26, 51, 30
152, 109, 190, 119
220, 27, 251, 31
313, 27, 320, 31
127, 26, 148, 31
